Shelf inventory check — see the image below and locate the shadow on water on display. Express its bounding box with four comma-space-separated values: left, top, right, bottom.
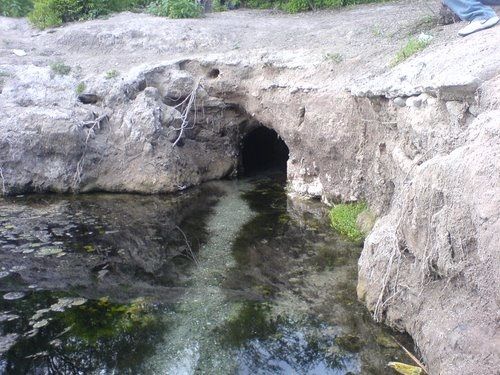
0, 175, 413, 374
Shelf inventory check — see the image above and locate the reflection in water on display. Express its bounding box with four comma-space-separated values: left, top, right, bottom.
0, 176, 412, 374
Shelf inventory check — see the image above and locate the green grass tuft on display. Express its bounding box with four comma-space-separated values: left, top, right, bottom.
105, 69, 120, 79
324, 52, 344, 64
329, 202, 367, 242
50, 61, 72, 75
391, 37, 431, 66
75, 81, 86, 94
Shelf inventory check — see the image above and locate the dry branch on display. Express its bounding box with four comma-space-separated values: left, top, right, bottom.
392, 336, 428, 374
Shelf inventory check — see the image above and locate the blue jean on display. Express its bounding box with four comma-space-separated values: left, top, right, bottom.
444, 0, 500, 21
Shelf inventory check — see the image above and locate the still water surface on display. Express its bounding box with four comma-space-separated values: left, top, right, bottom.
0, 175, 409, 374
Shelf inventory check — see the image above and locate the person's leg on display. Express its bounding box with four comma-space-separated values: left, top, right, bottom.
443, 0, 497, 21
481, 0, 500, 6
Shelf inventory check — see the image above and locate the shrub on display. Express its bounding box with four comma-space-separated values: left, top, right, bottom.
147, 0, 202, 18
212, 0, 240, 12
329, 202, 367, 242
239, 0, 382, 12
28, 0, 155, 28
0, 0, 33, 17
282, 0, 308, 13
146, 0, 168, 15
30, 0, 81, 28
241, 0, 276, 9
50, 61, 72, 75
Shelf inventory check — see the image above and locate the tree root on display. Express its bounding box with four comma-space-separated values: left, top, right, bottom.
0, 167, 5, 196
72, 112, 108, 191
170, 79, 201, 147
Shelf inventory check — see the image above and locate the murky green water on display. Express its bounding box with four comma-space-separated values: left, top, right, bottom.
0, 175, 411, 374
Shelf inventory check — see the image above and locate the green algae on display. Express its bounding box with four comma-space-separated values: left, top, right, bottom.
329, 202, 367, 242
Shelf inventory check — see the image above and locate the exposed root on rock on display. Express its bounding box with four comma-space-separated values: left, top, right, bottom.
72, 112, 108, 191
373, 149, 433, 321
171, 79, 201, 147
0, 167, 5, 196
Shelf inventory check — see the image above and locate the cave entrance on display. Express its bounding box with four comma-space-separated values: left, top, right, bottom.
240, 126, 289, 176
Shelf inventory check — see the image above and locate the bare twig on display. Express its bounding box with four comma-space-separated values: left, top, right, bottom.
392, 336, 429, 374
174, 224, 199, 266
81, 113, 108, 128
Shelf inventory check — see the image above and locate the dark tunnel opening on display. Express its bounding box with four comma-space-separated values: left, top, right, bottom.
241, 126, 289, 176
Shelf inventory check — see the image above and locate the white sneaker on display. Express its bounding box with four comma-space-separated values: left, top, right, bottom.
458, 16, 499, 36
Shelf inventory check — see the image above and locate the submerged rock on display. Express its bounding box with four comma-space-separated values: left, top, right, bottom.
0, 333, 19, 355
0, 313, 19, 322
3, 292, 26, 300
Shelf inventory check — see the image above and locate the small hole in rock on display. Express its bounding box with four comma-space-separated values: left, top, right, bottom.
207, 69, 220, 79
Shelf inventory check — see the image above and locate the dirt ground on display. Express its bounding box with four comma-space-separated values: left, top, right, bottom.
1, 0, 469, 75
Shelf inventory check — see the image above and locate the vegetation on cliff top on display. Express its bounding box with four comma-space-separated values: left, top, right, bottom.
0, 0, 33, 17
2, 0, 388, 28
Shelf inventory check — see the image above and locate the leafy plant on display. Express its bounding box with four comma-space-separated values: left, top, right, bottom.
147, 0, 201, 18
29, 0, 81, 28
212, 0, 240, 11
0, 0, 33, 17
50, 61, 72, 75
75, 81, 86, 94
324, 52, 343, 64
391, 37, 431, 66
28, 0, 156, 28
240, 0, 382, 12
282, 0, 309, 13
329, 201, 367, 242
146, 0, 168, 15
168, 0, 202, 18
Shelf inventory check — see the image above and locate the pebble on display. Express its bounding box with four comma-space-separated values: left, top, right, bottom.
36, 247, 64, 256
12, 49, 27, 56
0, 313, 19, 322
3, 292, 26, 300
406, 96, 422, 108
393, 97, 406, 107
32, 319, 49, 329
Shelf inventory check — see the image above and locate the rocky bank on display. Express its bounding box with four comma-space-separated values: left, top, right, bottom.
1, 1, 499, 373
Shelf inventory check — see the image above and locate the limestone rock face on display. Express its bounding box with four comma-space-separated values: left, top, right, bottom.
358, 112, 500, 375
1, 7, 499, 375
